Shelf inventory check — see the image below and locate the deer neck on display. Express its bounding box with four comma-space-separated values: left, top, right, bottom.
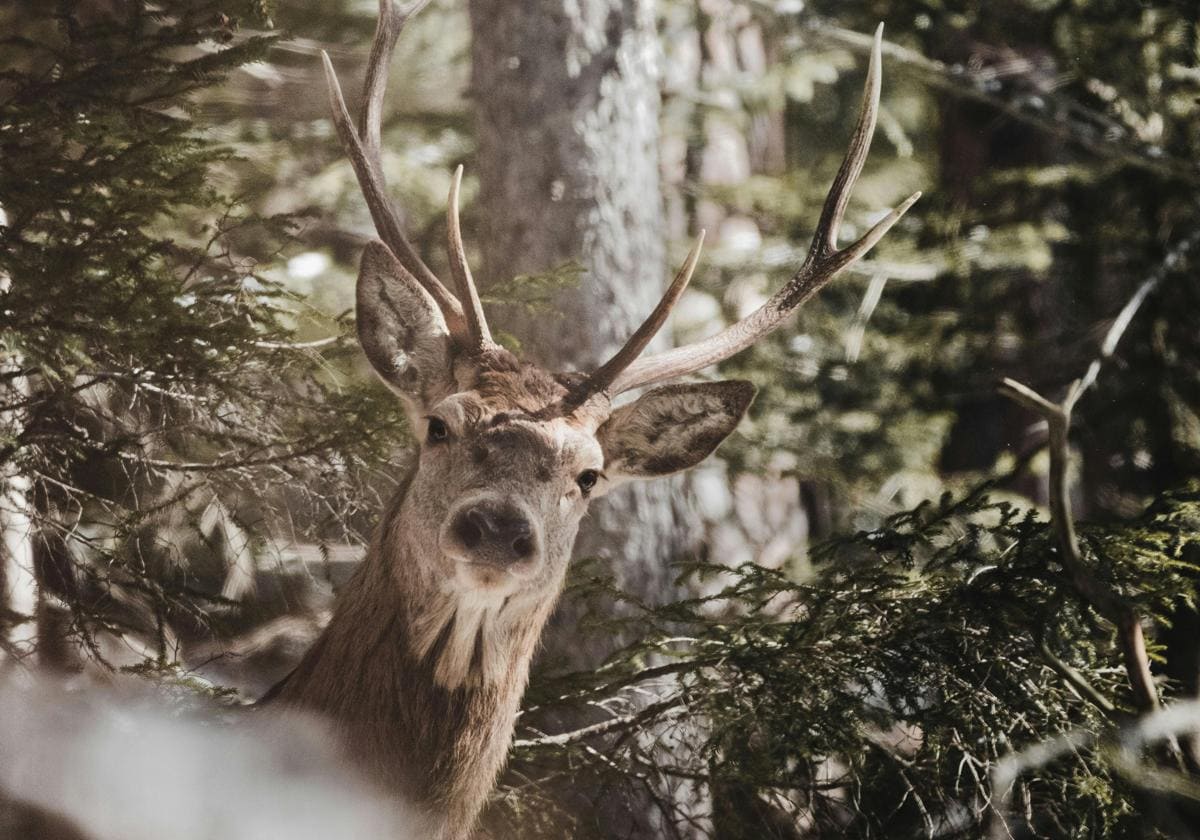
271, 475, 562, 840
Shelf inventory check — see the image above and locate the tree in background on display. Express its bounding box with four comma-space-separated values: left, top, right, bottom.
468, 0, 701, 668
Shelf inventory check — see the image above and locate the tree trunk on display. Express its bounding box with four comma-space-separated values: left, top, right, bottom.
468, 2, 705, 835
467, 0, 694, 668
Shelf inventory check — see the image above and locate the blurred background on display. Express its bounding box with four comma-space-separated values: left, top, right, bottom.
2, 0, 1200, 837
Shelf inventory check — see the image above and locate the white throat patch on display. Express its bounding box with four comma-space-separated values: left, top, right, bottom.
410, 585, 512, 690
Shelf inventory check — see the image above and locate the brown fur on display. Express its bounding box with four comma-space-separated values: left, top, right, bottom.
268, 378, 578, 840
270, 485, 552, 840
298, 8, 908, 826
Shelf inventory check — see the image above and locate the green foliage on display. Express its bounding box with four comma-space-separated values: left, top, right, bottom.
5, 1, 1200, 837
0, 1, 404, 662
498, 481, 1200, 837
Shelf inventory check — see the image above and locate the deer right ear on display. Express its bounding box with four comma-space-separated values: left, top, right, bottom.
596, 380, 755, 489
356, 241, 454, 414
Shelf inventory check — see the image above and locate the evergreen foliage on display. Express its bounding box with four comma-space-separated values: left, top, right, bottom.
3, 1, 1200, 837
0, 1, 403, 666
499, 480, 1200, 837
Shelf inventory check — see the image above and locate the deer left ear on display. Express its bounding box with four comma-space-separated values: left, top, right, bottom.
596, 380, 755, 488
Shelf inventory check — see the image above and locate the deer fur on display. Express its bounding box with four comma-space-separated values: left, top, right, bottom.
268, 470, 549, 840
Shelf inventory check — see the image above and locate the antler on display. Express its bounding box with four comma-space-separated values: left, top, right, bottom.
448, 165, 496, 350
566, 232, 705, 406
578, 24, 920, 399
322, 0, 494, 352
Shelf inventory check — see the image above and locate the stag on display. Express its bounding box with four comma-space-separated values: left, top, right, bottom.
265, 3, 919, 838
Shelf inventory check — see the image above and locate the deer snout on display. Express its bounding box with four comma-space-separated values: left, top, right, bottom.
447, 500, 538, 569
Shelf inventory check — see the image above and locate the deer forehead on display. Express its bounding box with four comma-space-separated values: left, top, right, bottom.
430, 392, 604, 469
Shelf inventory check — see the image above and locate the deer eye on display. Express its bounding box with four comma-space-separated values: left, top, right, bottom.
426, 416, 449, 444
576, 469, 601, 497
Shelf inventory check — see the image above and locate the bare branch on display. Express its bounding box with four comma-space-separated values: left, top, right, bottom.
1065, 230, 1200, 413
1000, 375, 1160, 716
797, 12, 1200, 186
997, 378, 1062, 420
513, 696, 685, 750
995, 227, 1200, 724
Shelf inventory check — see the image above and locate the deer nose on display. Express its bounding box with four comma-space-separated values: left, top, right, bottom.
451, 501, 535, 566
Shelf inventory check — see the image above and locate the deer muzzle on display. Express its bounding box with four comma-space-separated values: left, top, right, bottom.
444, 497, 539, 573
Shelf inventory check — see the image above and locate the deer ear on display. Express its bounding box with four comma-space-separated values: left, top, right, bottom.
356, 241, 454, 413
596, 380, 755, 488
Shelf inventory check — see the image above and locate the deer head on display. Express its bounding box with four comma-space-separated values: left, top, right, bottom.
317, 1, 919, 692
348, 210, 759, 689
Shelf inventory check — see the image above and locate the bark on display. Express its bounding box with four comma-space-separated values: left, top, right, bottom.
467, 2, 706, 835
467, 0, 695, 668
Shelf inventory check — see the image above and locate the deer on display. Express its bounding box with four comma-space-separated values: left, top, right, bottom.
263, 2, 920, 839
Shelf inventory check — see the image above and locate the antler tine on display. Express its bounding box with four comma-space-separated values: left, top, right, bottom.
813, 22, 884, 258
570, 232, 705, 404
360, 0, 433, 172
608, 25, 920, 396
447, 165, 495, 351
320, 1, 466, 336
